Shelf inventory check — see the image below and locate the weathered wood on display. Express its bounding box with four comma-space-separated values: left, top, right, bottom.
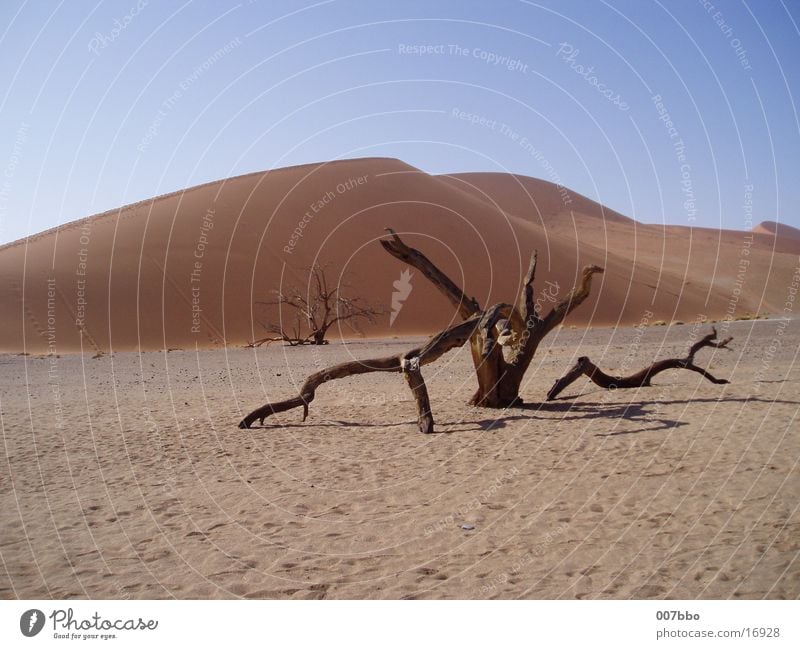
239, 314, 481, 428
238, 355, 399, 428
547, 327, 732, 400
539, 264, 605, 333
240, 228, 605, 431
517, 250, 540, 327
380, 228, 481, 319
468, 261, 604, 408
401, 356, 434, 433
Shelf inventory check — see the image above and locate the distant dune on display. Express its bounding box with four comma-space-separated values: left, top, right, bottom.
1, 157, 798, 353
752, 220, 800, 241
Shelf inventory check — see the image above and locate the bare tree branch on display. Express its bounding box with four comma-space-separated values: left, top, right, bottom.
249, 264, 383, 346
379, 228, 481, 319
239, 315, 480, 429
547, 327, 733, 400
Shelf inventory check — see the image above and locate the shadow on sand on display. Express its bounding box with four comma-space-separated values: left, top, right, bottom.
240, 395, 800, 437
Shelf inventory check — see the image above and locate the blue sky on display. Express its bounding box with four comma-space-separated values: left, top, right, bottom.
0, 0, 798, 244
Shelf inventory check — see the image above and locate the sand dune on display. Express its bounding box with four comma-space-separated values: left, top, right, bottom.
444, 173, 800, 318
753, 220, 800, 241
0, 157, 797, 353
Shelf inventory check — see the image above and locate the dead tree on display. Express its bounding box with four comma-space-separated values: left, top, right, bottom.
246, 313, 308, 347
239, 229, 603, 432
248, 264, 382, 347
547, 327, 733, 400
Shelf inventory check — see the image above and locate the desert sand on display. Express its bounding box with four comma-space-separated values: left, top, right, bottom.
1, 318, 798, 599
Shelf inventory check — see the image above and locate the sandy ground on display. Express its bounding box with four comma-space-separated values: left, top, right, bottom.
1, 319, 798, 599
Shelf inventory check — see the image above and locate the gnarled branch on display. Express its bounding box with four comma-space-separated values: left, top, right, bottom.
380, 228, 481, 319
547, 327, 733, 400
540, 264, 605, 332
518, 250, 540, 325
239, 315, 480, 429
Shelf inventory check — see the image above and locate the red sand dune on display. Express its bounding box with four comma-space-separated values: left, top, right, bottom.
0, 157, 797, 353
753, 220, 800, 241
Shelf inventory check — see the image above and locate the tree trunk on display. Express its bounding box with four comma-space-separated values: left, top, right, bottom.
402, 357, 434, 433
380, 231, 604, 409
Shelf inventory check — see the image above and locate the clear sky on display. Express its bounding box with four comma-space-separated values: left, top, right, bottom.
1, 0, 798, 244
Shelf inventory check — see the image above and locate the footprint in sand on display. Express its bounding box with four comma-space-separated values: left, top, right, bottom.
415, 566, 448, 582
634, 584, 666, 598
244, 589, 281, 599
185, 531, 207, 541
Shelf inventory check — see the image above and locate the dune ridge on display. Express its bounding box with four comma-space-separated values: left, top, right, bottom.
753, 220, 800, 241
0, 157, 797, 353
